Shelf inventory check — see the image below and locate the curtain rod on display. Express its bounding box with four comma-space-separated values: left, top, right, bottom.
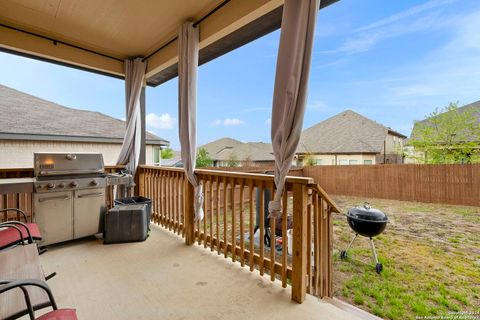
142, 0, 231, 62
0, 23, 124, 62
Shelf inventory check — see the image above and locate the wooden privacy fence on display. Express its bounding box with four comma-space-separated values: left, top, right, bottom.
302, 164, 480, 206
138, 165, 340, 302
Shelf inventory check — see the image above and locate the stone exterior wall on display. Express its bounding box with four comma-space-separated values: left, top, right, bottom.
0, 140, 157, 168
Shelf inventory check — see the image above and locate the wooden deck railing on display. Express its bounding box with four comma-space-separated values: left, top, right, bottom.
137, 165, 339, 302
0, 165, 339, 303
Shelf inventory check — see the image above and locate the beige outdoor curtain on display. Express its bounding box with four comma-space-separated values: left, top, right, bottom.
117, 58, 146, 177
178, 22, 204, 221
268, 0, 320, 218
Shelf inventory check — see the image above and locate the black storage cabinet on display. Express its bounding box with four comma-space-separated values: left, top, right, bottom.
114, 196, 152, 229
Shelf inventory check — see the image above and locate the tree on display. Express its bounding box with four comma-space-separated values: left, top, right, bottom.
410, 102, 480, 164
161, 148, 174, 159
227, 152, 240, 167
196, 148, 213, 167
303, 153, 317, 166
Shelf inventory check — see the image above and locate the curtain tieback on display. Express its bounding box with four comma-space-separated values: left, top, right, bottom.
268, 199, 282, 219
194, 183, 204, 222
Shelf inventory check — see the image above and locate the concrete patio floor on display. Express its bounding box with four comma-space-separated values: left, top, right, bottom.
35, 225, 363, 320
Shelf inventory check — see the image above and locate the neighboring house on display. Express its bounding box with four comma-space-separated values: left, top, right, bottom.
406, 100, 480, 164
297, 110, 406, 166
0, 84, 169, 168
200, 137, 275, 167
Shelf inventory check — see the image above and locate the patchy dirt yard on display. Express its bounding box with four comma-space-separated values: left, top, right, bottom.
331, 196, 480, 319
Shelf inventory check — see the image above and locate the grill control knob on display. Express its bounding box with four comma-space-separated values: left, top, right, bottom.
70, 181, 79, 188
58, 183, 65, 188
46, 183, 55, 190
90, 180, 99, 186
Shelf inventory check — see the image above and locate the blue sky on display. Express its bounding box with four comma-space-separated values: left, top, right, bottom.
1, 0, 479, 150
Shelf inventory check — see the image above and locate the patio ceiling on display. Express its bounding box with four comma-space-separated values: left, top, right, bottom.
0, 0, 338, 86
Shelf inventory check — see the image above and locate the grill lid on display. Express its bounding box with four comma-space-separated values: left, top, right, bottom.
347, 203, 388, 222
34, 152, 105, 177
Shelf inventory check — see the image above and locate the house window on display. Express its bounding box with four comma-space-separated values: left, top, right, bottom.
364, 160, 373, 165
339, 159, 348, 165
349, 160, 358, 165
153, 147, 161, 166
315, 159, 322, 165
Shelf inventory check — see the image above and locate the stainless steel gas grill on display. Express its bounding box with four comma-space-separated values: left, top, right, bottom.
33, 152, 132, 246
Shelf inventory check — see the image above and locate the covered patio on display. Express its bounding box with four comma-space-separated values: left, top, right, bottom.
38, 224, 360, 320
0, 0, 378, 319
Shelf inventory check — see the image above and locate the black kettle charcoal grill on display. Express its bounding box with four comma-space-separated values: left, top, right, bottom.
340, 203, 388, 273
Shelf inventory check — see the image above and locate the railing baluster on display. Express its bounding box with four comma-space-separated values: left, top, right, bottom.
209, 175, 214, 252
231, 177, 236, 262
239, 179, 245, 267
259, 181, 264, 276
269, 182, 276, 282
313, 193, 320, 296
307, 191, 312, 294
248, 181, 254, 272
216, 176, 221, 255
223, 176, 228, 258
281, 189, 288, 288
203, 177, 207, 248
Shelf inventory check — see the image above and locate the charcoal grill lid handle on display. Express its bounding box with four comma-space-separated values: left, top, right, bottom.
363, 202, 371, 210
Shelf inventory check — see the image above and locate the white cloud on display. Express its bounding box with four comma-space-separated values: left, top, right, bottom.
356, 0, 457, 32
223, 118, 245, 126
212, 118, 245, 126
265, 118, 271, 125
121, 117, 126, 121
146, 113, 175, 129
322, 0, 458, 55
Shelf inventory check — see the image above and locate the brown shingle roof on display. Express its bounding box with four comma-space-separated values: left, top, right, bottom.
298, 110, 406, 154
200, 138, 274, 162
0, 84, 168, 145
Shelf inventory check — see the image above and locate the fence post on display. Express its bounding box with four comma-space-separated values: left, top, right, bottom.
291, 183, 308, 303
184, 180, 195, 246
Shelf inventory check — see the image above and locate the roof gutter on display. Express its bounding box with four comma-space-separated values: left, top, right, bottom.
0, 133, 169, 146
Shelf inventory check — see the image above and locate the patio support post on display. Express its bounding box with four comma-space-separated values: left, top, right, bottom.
291, 183, 308, 303
184, 181, 195, 245
139, 86, 146, 165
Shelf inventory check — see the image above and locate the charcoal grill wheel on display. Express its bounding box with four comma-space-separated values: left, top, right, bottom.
375, 263, 383, 274
340, 250, 347, 259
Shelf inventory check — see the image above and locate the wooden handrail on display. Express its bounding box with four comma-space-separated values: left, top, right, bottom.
308, 183, 340, 213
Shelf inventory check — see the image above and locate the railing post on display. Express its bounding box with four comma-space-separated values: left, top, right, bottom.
184, 180, 195, 245
291, 183, 307, 303
138, 167, 145, 197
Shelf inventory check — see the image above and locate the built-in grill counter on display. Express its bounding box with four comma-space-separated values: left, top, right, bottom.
33, 153, 110, 246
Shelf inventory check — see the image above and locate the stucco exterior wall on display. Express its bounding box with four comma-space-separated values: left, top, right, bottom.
0, 140, 157, 168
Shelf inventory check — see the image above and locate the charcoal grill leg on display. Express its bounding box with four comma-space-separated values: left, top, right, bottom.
369, 237, 383, 273
345, 233, 357, 253
369, 237, 379, 264
340, 233, 357, 259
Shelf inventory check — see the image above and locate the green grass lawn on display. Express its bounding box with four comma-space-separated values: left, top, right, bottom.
332, 196, 480, 319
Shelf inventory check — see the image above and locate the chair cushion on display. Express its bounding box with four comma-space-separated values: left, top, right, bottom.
36, 309, 77, 320
25, 223, 43, 240
0, 223, 42, 250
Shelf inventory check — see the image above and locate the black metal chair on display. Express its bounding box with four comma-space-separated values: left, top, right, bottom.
0, 279, 77, 320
